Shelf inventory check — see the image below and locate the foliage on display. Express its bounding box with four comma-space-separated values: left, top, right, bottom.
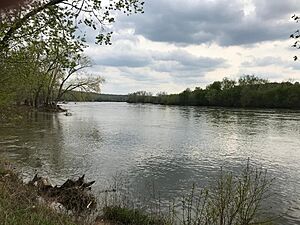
238, 75, 267, 86
0, 0, 144, 108
127, 91, 154, 103
0, 40, 104, 108
60, 91, 128, 102
102, 161, 275, 225
127, 75, 300, 109
175, 163, 273, 225
102, 206, 172, 225
0, 0, 144, 51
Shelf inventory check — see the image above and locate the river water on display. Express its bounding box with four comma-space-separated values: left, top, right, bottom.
0, 102, 300, 224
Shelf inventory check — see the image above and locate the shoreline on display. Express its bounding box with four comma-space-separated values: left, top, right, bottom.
0, 160, 116, 225
126, 101, 300, 111
0, 160, 278, 225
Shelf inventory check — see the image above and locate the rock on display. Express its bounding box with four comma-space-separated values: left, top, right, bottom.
50, 201, 67, 214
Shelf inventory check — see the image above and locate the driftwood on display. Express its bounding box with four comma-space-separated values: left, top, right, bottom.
29, 174, 96, 213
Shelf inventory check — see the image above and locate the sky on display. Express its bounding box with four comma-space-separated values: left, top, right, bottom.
84, 0, 300, 95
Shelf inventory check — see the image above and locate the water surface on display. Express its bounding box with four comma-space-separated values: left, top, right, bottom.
0, 102, 300, 224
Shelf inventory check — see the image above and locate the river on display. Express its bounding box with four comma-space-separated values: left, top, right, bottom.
0, 102, 300, 224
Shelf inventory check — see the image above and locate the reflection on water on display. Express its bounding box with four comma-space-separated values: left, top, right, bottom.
0, 103, 300, 224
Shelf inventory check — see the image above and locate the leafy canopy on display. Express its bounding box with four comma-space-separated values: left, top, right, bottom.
0, 0, 144, 51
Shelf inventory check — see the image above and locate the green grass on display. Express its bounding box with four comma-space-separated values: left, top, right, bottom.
0, 161, 277, 225
100, 161, 277, 225
0, 163, 78, 225
102, 206, 171, 225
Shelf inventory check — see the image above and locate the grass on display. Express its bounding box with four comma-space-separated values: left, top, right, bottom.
0, 163, 78, 225
0, 160, 277, 225
101, 161, 276, 225
102, 206, 172, 225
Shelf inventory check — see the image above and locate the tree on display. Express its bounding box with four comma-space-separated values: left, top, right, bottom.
238, 75, 268, 86
192, 87, 208, 106
221, 77, 236, 90
125, 75, 300, 109
179, 88, 192, 105
0, 43, 48, 107
0, 0, 144, 51
0, 26, 105, 108
0, 0, 143, 107
55, 74, 105, 105
127, 91, 153, 103
207, 81, 222, 91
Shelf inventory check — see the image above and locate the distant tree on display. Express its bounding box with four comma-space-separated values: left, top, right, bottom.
155, 92, 168, 104
126, 76, 300, 109
179, 88, 192, 105
128, 91, 153, 103
192, 87, 208, 105
238, 75, 268, 86
205, 81, 221, 105
156, 92, 168, 97
207, 81, 222, 91
221, 77, 236, 90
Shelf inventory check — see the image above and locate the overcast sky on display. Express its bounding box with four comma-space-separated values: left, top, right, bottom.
84, 0, 300, 95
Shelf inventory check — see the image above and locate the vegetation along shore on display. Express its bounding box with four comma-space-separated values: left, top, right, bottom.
127, 75, 300, 109
0, 160, 278, 225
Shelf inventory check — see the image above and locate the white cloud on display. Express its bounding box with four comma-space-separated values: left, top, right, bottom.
82, 0, 300, 94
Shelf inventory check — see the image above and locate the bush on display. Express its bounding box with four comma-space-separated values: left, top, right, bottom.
176, 162, 273, 225
102, 161, 275, 225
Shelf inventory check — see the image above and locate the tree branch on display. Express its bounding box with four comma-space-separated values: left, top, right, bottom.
0, 0, 65, 51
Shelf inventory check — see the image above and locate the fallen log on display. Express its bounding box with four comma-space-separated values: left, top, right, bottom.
29, 174, 97, 213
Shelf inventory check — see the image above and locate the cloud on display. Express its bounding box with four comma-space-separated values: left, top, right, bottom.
115, 0, 300, 46
152, 50, 227, 77
242, 56, 300, 70
254, 0, 300, 20
86, 41, 227, 80
94, 54, 151, 68
86, 35, 153, 68
84, 37, 229, 94
81, 0, 300, 94
242, 56, 285, 67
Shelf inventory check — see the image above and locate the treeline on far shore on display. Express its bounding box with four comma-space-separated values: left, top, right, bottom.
127, 75, 300, 109
61, 91, 128, 102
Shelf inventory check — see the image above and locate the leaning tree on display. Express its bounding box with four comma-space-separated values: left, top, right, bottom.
0, 0, 144, 107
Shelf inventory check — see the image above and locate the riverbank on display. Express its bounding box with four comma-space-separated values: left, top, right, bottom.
0, 162, 79, 225
0, 161, 166, 225
0, 104, 68, 124
127, 77, 300, 109
0, 159, 277, 225
0, 105, 34, 123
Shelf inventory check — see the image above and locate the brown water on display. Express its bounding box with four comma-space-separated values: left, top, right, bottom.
0, 102, 300, 224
